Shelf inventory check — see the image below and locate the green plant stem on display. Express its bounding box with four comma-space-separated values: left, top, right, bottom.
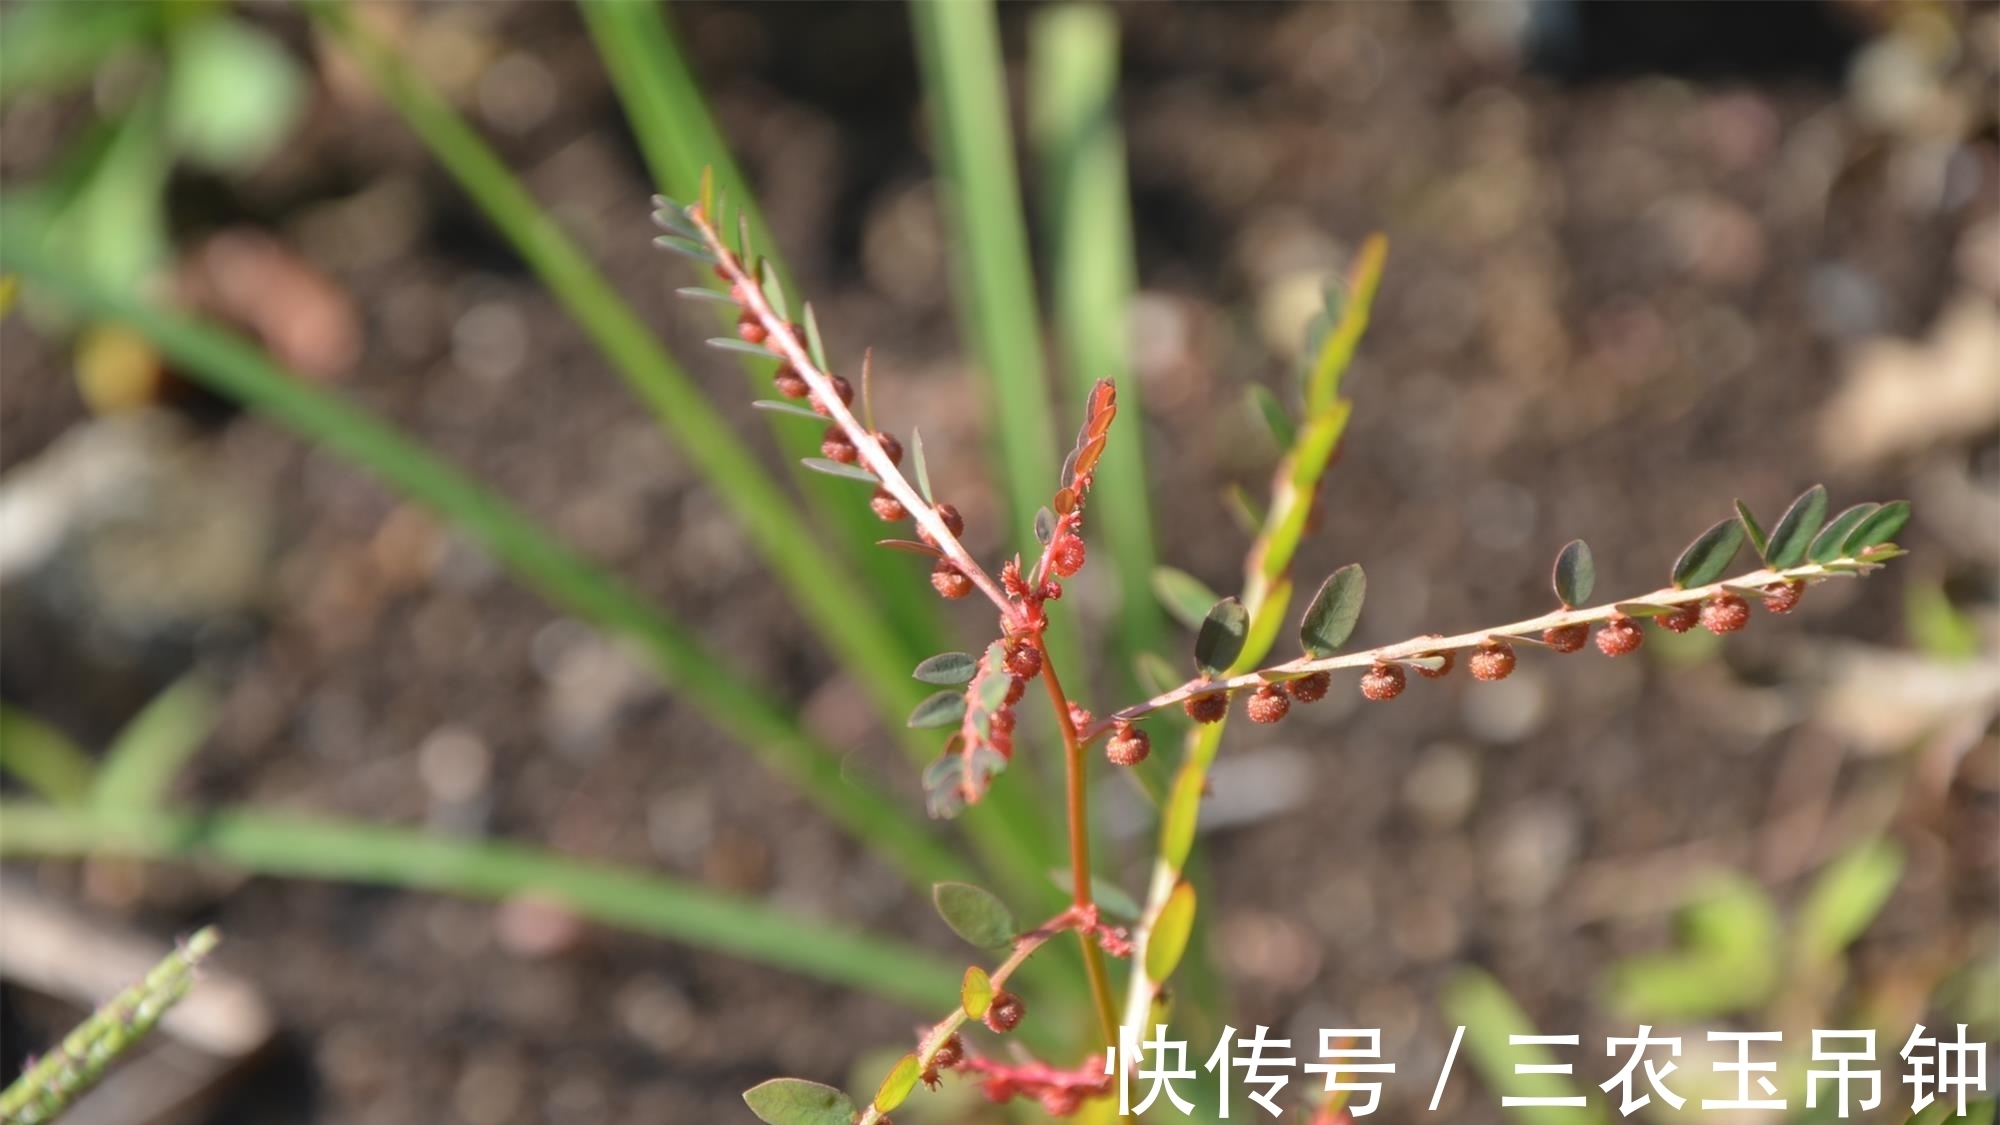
0, 803, 960, 1009
1033, 635, 1119, 1047
303, 0, 932, 775
0, 218, 962, 888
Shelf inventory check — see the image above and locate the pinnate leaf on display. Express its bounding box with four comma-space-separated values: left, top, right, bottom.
1552, 539, 1594, 607
1299, 564, 1365, 658
743, 1078, 857, 1125
1809, 503, 1878, 563
1194, 597, 1249, 677
1843, 500, 1909, 553
1671, 518, 1743, 588
933, 882, 1016, 949
1734, 500, 1767, 558
912, 652, 978, 685
1765, 484, 1827, 567
907, 691, 967, 729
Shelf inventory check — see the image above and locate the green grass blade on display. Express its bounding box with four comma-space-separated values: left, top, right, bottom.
0, 705, 95, 807
89, 674, 214, 814
0, 924, 216, 1125
577, 0, 946, 658
0, 222, 961, 888
302, 2, 927, 767
1028, 3, 1164, 683
907, 0, 1063, 556
0, 802, 959, 1010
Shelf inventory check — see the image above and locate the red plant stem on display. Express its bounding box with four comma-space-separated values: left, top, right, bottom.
1032, 633, 1120, 1047
684, 206, 1022, 626
1080, 556, 1882, 740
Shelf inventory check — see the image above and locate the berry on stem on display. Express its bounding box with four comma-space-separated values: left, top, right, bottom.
737, 313, 768, 345
1762, 580, 1802, 614
1106, 724, 1151, 766
1701, 593, 1750, 634
1360, 662, 1407, 700
1287, 671, 1332, 703
874, 432, 904, 466
871, 488, 907, 522
1596, 615, 1644, 655
1184, 691, 1229, 724
773, 365, 809, 399
1468, 641, 1517, 681
1415, 639, 1454, 679
1004, 639, 1043, 680
1051, 535, 1086, 578
1246, 684, 1290, 723
1003, 677, 1027, 706
931, 560, 973, 600
1543, 623, 1588, 652
984, 991, 1025, 1033
822, 427, 859, 464
811, 374, 855, 416
931, 1034, 964, 1070
1655, 605, 1698, 634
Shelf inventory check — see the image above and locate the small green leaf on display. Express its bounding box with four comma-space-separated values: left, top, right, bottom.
961, 965, 993, 1017
751, 399, 823, 420
1809, 503, 1879, 563
674, 285, 735, 304
1671, 518, 1744, 589
907, 691, 967, 729
1552, 539, 1594, 608
912, 652, 979, 685
801, 457, 877, 483
1765, 484, 1827, 567
743, 1078, 858, 1125
910, 428, 934, 502
1733, 500, 1767, 558
1615, 602, 1681, 618
872, 1054, 921, 1114
658, 236, 719, 263
1194, 597, 1249, 677
1161, 768, 1203, 870
760, 260, 789, 323
1299, 564, 1365, 658
1144, 880, 1197, 982
1033, 507, 1056, 545
1844, 499, 1910, 553
803, 303, 829, 370
708, 336, 780, 358
1246, 385, 1294, 449
1446, 970, 1609, 1125
1048, 871, 1142, 920
1152, 567, 1221, 632
1402, 654, 1449, 671
933, 882, 1016, 949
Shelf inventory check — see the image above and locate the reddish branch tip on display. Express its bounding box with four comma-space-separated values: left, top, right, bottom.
1106, 723, 1151, 766
1655, 604, 1699, 634
1184, 691, 1229, 724
811, 374, 855, 416
773, 365, 809, 399
1468, 641, 1517, 681
931, 560, 973, 599
1416, 638, 1455, 679
870, 487, 907, 522
1596, 615, 1644, 655
1543, 623, 1589, 652
1762, 580, 1803, 614
1701, 593, 1750, 634
1004, 639, 1043, 680
822, 427, 859, 464
1287, 670, 1332, 703
874, 432, 904, 466
983, 990, 1025, 1033
1360, 662, 1407, 701
1247, 684, 1290, 723
1051, 535, 1086, 578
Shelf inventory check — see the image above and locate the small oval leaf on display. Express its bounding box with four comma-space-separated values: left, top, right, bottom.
1842, 500, 1909, 554
1733, 500, 1767, 559
1671, 518, 1744, 588
961, 965, 994, 1018
1153, 568, 1221, 632
743, 1078, 858, 1125
1809, 503, 1878, 563
1552, 539, 1594, 607
1145, 880, 1198, 982
1299, 564, 1366, 658
933, 882, 1016, 949
1194, 597, 1250, 677
913, 652, 979, 685
907, 691, 968, 729
873, 1054, 921, 1114
1033, 507, 1056, 545
1765, 484, 1828, 567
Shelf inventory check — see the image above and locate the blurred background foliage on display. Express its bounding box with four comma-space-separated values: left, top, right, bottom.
0, 1, 1995, 1122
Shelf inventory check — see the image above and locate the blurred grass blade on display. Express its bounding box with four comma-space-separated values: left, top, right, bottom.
0, 0, 164, 107
0, 802, 960, 1011
0, 925, 217, 1125
303, 1, 931, 764
0, 705, 94, 807
0, 222, 961, 888
907, 0, 1063, 555
578, 0, 946, 657
90, 675, 214, 814
1029, 3, 1164, 683
1445, 968, 1610, 1125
